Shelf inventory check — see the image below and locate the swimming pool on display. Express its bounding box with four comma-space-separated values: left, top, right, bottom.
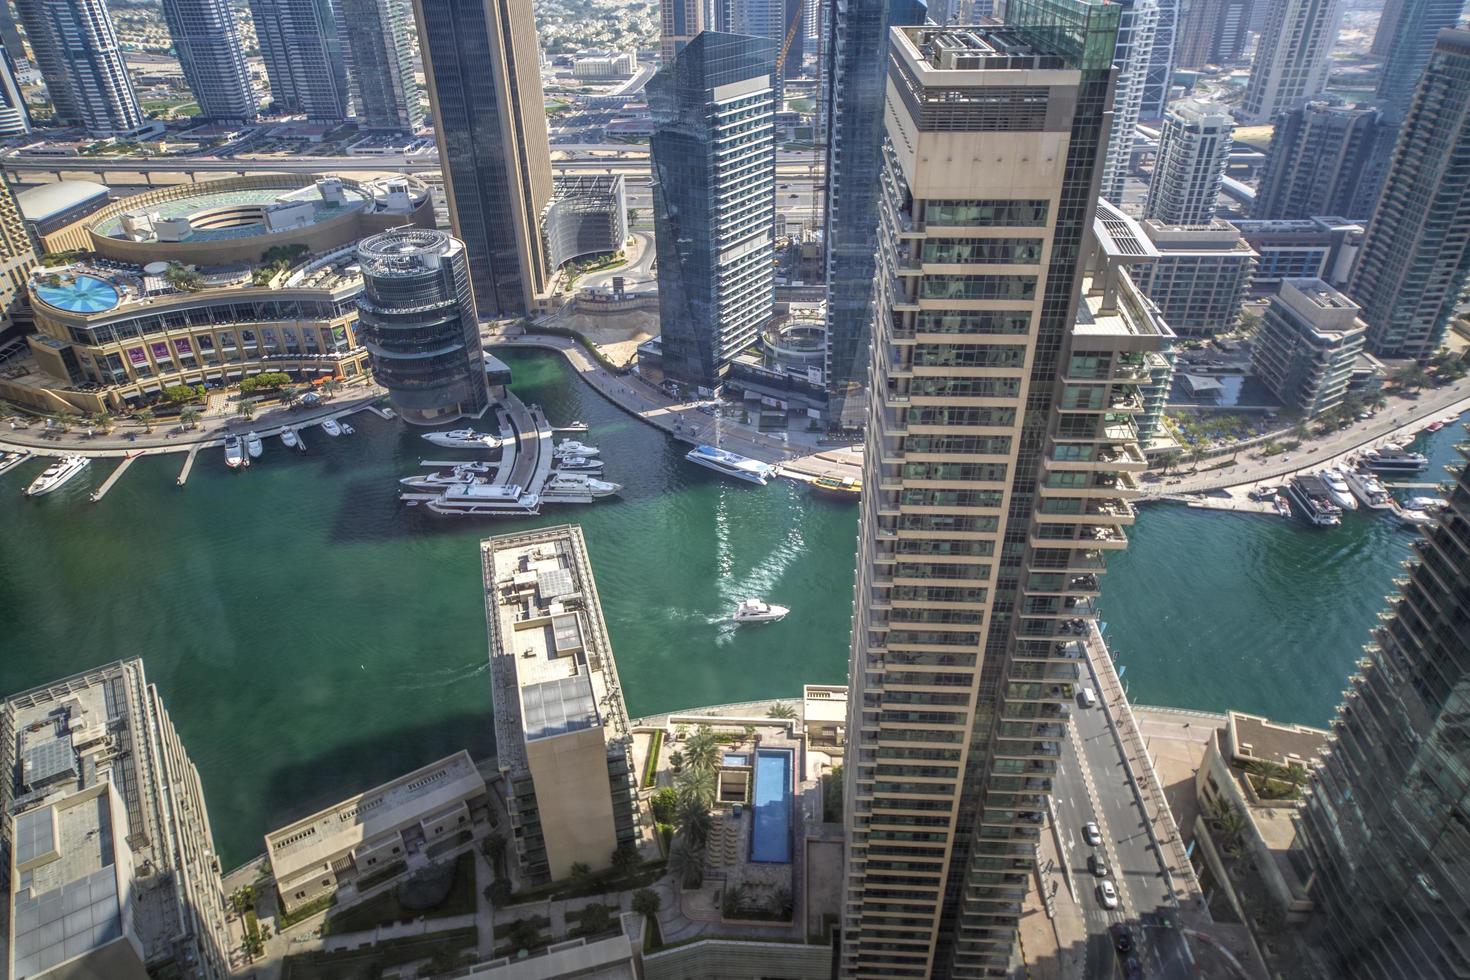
723, 752, 749, 767
33, 275, 120, 314
749, 748, 793, 863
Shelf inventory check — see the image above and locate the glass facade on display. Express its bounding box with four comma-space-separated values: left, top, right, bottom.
340, 0, 424, 131
355, 229, 490, 424
542, 175, 628, 272
161, 0, 256, 120
14, 0, 148, 136
246, 0, 349, 119
649, 31, 777, 391
1254, 103, 1385, 222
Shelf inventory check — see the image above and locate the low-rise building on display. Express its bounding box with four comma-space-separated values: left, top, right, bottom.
265, 750, 485, 915
1136, 219, 1257, 337
1233, 217, 1364, 296
483, 525, 639, 885
2, 660, 231, 979
572, 51, 639, 79
15, 180, 110, 250
1250, 278, 1367, 418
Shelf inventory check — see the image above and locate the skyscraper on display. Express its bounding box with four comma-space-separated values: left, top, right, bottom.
649, 31, 776, 392
1239, 0, 1345, 124
1143, 98, 1232, 225
1140, 0, 1175, 117
661, 0, 706, 63
14, 0, 150, 136
730, 0, 805, 75
0, 172, 35, 332
1254, 102, 1385, 220
414, 0, 553, 319
339, 0, 424, 131
1370, 0, 1407, 58
1173, 0, 1253, 69
1296, 417, 1470, 979
840, 3, 1172, 974
248, 0, 350, 120
0, 45, 31, 136
1372, 0, 1464, 122
162, 0, 256, 121
822, 0, 926, 424
1100, 0, 1159, 205
1349, 30, 1470, 360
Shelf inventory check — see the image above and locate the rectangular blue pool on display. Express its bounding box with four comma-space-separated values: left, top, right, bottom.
723, 752, 750, 767
750, 748, 793, 863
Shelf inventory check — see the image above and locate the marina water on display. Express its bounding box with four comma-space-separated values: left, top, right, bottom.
0, 347, 1452, 865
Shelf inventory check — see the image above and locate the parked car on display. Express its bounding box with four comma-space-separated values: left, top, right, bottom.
1097, 880, 1119, 909
1083, 822, 1102, 846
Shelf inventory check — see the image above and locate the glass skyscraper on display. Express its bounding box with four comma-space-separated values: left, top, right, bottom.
161, 0, 256, 121
1139, 0, 1174, 117
1099, 0, 1158, 205
649, 31, 777, 392
1373, 0, 1464, 122
339, 0, 424, 131
247, 0, 350, 120
14, 0, 149, 137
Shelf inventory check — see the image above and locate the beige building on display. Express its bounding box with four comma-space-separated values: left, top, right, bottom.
265, 750, 485, 915
0, 171, 37, 331
2, 660, 231, 979
483, 526, 639, 884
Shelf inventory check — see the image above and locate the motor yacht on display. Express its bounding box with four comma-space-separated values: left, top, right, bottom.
339, 422, 355, 435
223, 435, 245, 469
1320, 468, 1357, 510
321, 419, 342, 437
421, 483, 541, 517
245, 432, 263, 459
0, 450, 29, 477
553, 420, 589, 433
1359, 445, 1429, 474
380, 406, 397, 419
423, 429, 501, 450
1287, 475, 1342, 526
1274, 495, 1292, 518
25, 455, 89, 496
554, 439, 599, 458
1399, 507, 1435, 527
732, 599, 789, 623
1343, 468, 1393, 510
555, 455, 603, 472
1405, 495, 1448, 512
542, 472, 622, 501
684, 444, 777, 485
399, 465, 490, 489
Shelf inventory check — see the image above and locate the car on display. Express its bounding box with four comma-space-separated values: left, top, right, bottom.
1083, 822, 1102, 846
1088, 854, 1109, 878
1097, 880, 1119, 909
1124, 953, 1143, 978
1110, 923, 1134, 953
1079, 688, 1097, 708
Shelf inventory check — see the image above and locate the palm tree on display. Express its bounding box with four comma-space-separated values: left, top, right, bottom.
136, 408, 155, 433
667, 838, 705, 890
767, 701, 796, 720
684, 725, 719, 774
88, 411, 114, 433
236, 400, 255, 421
179, 407, 201, 430
675, 767, 715, 812
322, 378, 343, 400
675, 796, 712, 851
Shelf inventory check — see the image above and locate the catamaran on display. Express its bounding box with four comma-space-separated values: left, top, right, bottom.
25, 455, 90, 496
1287, 475, 1342, 526
684, 444, 776, 485
1359, 445, 1429, 474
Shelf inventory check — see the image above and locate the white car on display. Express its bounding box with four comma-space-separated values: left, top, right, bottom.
1083, 822, 1102, 846
1098, 880, 1119, 909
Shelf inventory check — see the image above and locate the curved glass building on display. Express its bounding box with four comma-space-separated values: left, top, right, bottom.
356, 229, 490, 425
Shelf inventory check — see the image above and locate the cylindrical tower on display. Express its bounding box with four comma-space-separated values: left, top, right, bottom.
356, 228, 490, 425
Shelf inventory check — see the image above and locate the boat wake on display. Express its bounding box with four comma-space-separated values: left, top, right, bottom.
384, 660, 489, 689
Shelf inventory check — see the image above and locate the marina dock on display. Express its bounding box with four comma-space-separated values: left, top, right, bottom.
90, 455, 136, 502
365, 404, 394, 420
176, 447, 198, 487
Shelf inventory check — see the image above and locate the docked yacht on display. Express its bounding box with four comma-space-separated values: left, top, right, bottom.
421, 483, 541, 517
542, 472, 622, 500
685, 444, 777, 485
25, 455, 89, 496
339, 422, 355, 436
1359, 445, 1429, 474
1343, 468, 1393, 510
1274, 495, 1293, 518
279, 426, 299, 450
1287, 475, 1343, 526
556, 455, 603, 472
399, 465, 490, 489
380, 406, 397, 420
245, 431, 263, 459
321, 419, 342, 437
0, 450, 29, 476
223, 435, 245, 469
553, 439, 599, 458
1399, 507, 1435, 527
1405, 495, 1448, 513
553, 420, 589, 433
423, 428, 501, 450
1320, 468, 1357, 510
811, 474, 862, 499
732, 599, 789, 623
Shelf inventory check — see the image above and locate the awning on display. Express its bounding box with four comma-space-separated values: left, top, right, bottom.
317, 366, 335, 373
141, 384, 162, 394
246, 368, 262, 376
226, 370, 243, 379
205, 371, 223, 380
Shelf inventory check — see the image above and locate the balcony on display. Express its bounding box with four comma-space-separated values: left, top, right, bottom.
1030, 523, 1128, 550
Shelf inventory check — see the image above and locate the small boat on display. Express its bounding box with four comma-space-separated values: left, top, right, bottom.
25, 455, 89, 496
732, 598, 789, 623
245, 431, 263, 459
685, 444, 777, 485
1274, 495, 1292, 518
1425, 421, 1445, 433
553, 420, 589, 433
380, 406, 396, 419
423, 428, 501, 450
1247, 486, 1278, 502
279, 425, 300, 450
1320, 468, 1357, 510
1441, 415, 1461, 426
1360, 445, 1430, 474
224, 435, 245, 469
339, 422, 355, 435
418, 460, 492, 474
0, 450, 29, 476
1399, 507, 1435, 527
1405, 495, 1448, 512
1344, 468, 1393, 510
554, 439, 599, 458
1287, 475, 1342, 526
811, 474, 862, 499
556, 456, 603, 472
321, 419, 342, 437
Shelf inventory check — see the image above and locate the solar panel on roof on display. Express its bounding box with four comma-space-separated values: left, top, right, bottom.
23, 739, 77, 791
13, 866, 122, 977
522, 675, 599, 741
536, 567, 575, 601
14, 808, 55, 866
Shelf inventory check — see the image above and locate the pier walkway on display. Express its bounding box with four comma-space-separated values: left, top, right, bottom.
89, 455, 135, 502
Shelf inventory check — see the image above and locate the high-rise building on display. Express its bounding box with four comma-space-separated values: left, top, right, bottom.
1100, 0, 1159, 205
0, 172, 35, 333
1140, 0, 1176, 116
649, 31, 776, 392
1296, 423, 1470, 980
1239, 0, 1345, 124
2, 660, 232, 980
840, 5, 1177, 974
543, 174, 629, 272
1174, 0, 1253, 69
1371, 0, 1407, 58
339, 0, 423, 131
0, 44, 30, 136
1249, 277, 1365, 417
1373, 0, 1465, 122
248, 0, 350, 120
1234, 216, 1363, 294
14, 0, 150, 137
1136, 219, 1256, 335
661, 0, 706, 63
161, 0, 256, 120
1349, 29, 1470, 360
482, 525, 639, 885
355, 229, 492, 424
1143, 98, 1232, 224
1254, 102, 1385, 221
414, 0, 552, 319
0, 2, 24, 63
821, 0, 926, 424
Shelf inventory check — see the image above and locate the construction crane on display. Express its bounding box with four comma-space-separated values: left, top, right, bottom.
777, 0, 804, 79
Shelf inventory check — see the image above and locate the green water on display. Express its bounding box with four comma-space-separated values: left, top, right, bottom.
0, 347, 1456, 866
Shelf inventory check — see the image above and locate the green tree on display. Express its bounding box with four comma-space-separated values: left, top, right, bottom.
504, 917, 543, 952
136, 408, 155, 433
667, 838, 705, 890
236, 400, 255, 420
766, 701, 796, 719
1392, 362, 1430, 390
669, 750, 685, 773
570, 861, 593, 889
322, 378, 343, 399
632, 888, 661, 918
684, 725, 719, 774
484, 878, 513, 905
769, 885, 794, 919
578, 902, 612, 935
164, 384, 203, 404
179, 407, 201, 430
675, 794, 712, 851
611, 841, 641, 878
650, 787, 678, 825
675, 766, 715, 811
482, 831, 508, 876
626, 207, 640, 226
88, 411, 114, 433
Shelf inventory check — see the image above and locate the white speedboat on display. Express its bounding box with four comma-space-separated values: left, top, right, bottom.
556, 456, 603, 472
245, 431, 263, 459
554, 439, 599, 458
339, 422, 355, 435
1320, 468, 1357, 510
1400, 507, 1435, 527
732, 598, 789, 623
25, 455, 89, 496
542, 472, 622, 500
1405, 496, 1448, 512
380, 406, 396, 419
685, 444, 776, 485
223, 435, 245, 469
321, 419, 342, 437
419, 483, 541, 516
553, 420, 589, 433
279, 425, 299, 450
399, 465, 489, 489
423, 428, 501, 450
417, 459, 493, 474
1344, 468, 1393, 510
0, 450, 29, 476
